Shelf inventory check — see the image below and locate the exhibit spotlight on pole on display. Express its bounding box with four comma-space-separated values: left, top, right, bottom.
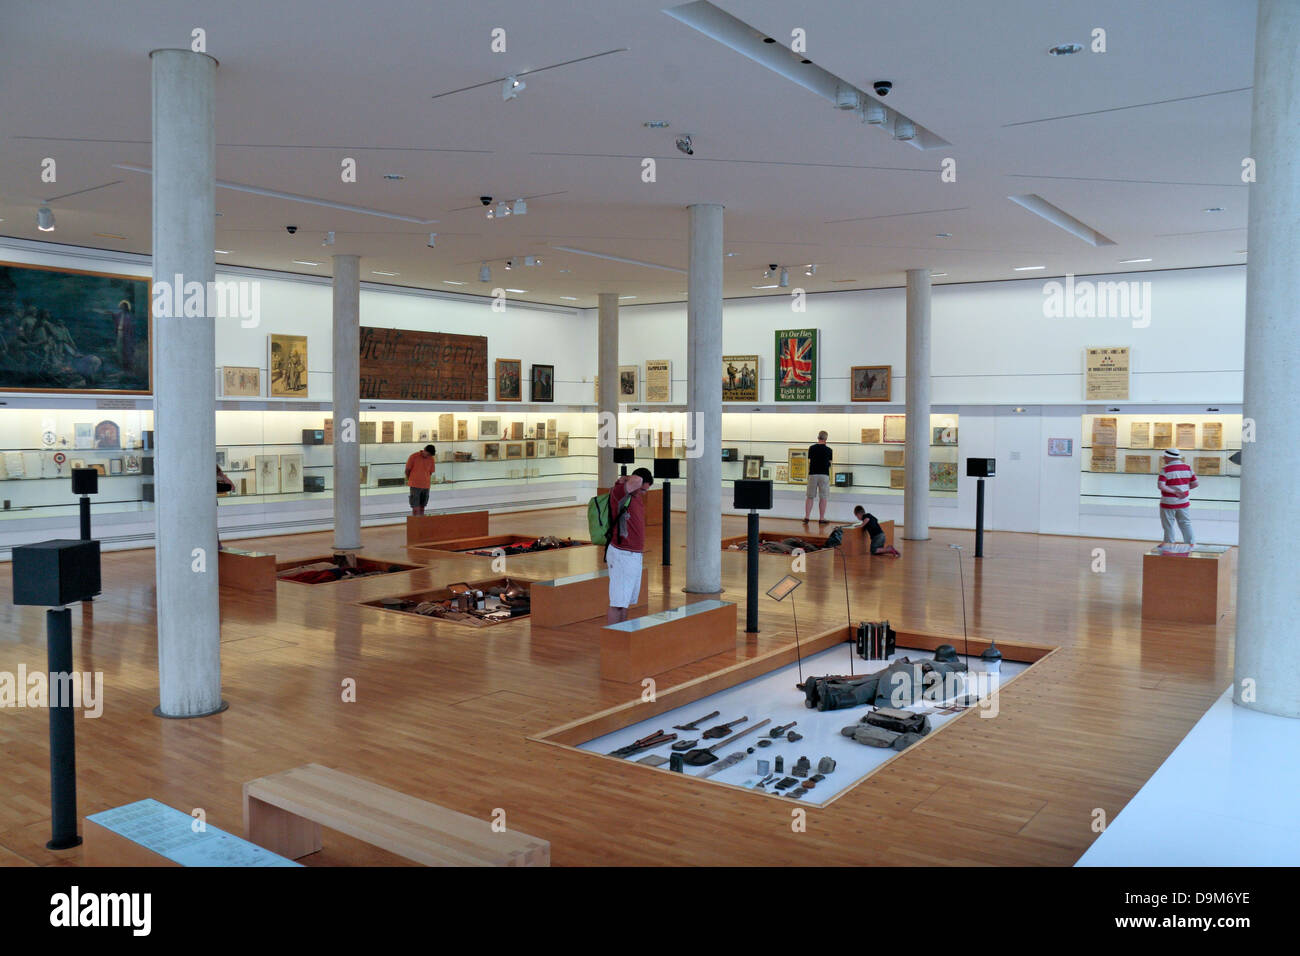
734, 478, 774, 633
653, 457, 679, 567
766, 574, 804, 682
11, 538, 102, 851
613, 446, 635, 477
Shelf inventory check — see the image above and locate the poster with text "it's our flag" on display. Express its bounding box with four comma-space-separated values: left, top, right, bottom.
775, 328, 818, 402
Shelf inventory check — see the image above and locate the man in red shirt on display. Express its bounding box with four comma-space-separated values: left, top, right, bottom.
1157, 447, 1199, 549
606, 467, 654, 623
405, 444, 437, 516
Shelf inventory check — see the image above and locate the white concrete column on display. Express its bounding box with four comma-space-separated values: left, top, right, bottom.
686, 203, 724, 594
1234, 0, 1300, 718
151, 49, 223, 717
332, 254, 361, 550
597, 292, 620, 489
903, 268, 932, 540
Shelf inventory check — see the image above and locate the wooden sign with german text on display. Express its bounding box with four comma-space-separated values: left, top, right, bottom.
359, 328, 488, 401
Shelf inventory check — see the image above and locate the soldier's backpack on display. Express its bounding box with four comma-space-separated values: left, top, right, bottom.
587, 487, 632, 546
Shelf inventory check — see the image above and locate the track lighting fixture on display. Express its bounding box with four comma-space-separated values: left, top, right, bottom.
523, 255, 541, 266
804, 264, 817, 277
504, 259, 513, 270
779, 267, 790, 288
512, 198, 526, 216
322, 231, 335, 246
37, 206, 55, 231
479, 264, 491, 282
502, 75, 525, 100
496, 201, 511, 218
426, 232, 437, 248
892, 119, 917, 141
675, 134, 694, 155
860, 104, 886, 125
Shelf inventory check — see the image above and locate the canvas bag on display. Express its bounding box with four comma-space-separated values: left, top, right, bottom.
586, 487, 632, 546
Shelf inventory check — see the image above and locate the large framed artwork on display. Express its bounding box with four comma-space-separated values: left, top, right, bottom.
722, 355, 760, 402
929, 462, 958, 492
530, 364, 555, 402
645, 359, 671, 402
478, 417, 501, 439
0, 261, 151, 393
850, 365, 891, 402
883, 415, 907, 443
787, 448, 810, 484
269, 334, 308, 397
222, 366, 261, 397
358, 328, 487, 401
496, 359, 522, 402
618, 365, 639, 403
774, 329, 818, 402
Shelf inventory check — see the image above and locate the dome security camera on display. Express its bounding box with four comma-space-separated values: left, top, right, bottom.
479, 196, 493, 206
675, 134, 694, 156
873, 80, 892, 96
286, 225, 298, 235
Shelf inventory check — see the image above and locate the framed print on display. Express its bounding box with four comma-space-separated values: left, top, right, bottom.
743, 454, 764, 479
883, 448, 904, 467
1129, 422, 1151, 448
1176, 423, 1197, 449
358, 421, 377, 444
0, 261, 151, 393
257, 455, 279, 493
109, 458, 123, 475
1195, 456, 1222, 476
1202, 422, 1223, 450
1125, 455, 1152, 474
509, 421, 524, 440
558, 434, 569, 456
883, 415, 906, 443
457, 420, 468, 441
1091, 417, 1118, 446
1091, 447, 1117, 472
890, 468, 905, 489
418, 430, 430, 442
478, 417, 501, 440
774, 464, 790, 483
400, 422, 413, 443
548, 439, 558, 456
1152, 422, 1173, 449
495, 359, 523, 402
222, 366, 261, 397
761, 467, 771, 480
536, 439, 548, 459
775, 329, 818, 402
534, 422, 547, 439
929, 461, 958, 492
505, 442, 523, 460
860, 428, 881, 444
850, 365, 891, 402
269, 334, 308, 397
547, 418, 557, 438
932, 425, 958, 445
618, 365, 639, 403
124, 454, 141, 474
381, 421, 395, 443
530, 364, 555, 403
722, 355, 760, 402
788, 448, 809, 484
645, 360, 671, 403
74, 423, 93, 449
215, 449, 228, 468
438, 413, 455, 442
1047, 438, 1074, 457
525, 440, 536, 458
94, 420, 121, 449
483, 442, 501, 461
279, 454, 303, 493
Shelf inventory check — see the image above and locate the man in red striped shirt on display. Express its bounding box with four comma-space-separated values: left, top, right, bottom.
1157, 448, 1199, 549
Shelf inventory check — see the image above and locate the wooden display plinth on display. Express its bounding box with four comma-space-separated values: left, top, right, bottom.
244, 763, 550, 866
531, 568, 648, 628
601, 600, 736, 683
218, 547, 277, 593
840, 519, 895, 555
405, 510, 490, 544
597, 486, 664, 527
1141, 546, 1236, 624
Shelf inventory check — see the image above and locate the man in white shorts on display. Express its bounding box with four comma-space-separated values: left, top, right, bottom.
606, 467, 654, 623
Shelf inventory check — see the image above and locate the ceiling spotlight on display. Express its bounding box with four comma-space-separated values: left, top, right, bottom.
834, 87, 860, 111
382, 173, 404, 181
502, 75, 525, 100
762, 268, 772, 279
426, 232, 437, 248
643, 121, 670, 128
479, 263, 490, 282
1048, 42, 1084, 56
322, 231, 335, 246
512, 198, 527, 216
779, 267, 790, 288
675, 134, 694, 156
504, 259, 513, 270
804, 264, 817, 277
485, 206, 494, 219
37, 206, 55, 231
523, 255, 541, 266
892, 120, 917, 141
860, 104, 886, 125
496, 201, 511, 218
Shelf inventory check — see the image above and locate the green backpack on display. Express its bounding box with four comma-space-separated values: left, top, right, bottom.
587, 488, 632, 546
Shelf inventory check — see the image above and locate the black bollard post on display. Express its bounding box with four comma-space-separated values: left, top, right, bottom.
78, 496, 91, 541
745, 510, 760, 633
975, 477, 986, 558
661, 481, 671, 566
45, 607, 81, 850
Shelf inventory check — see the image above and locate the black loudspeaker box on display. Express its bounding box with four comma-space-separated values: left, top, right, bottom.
733, 479, 773, 511
12, 538, 101, 605
302, 429, 324, 445
966, 458, 996, 478
71, 468, 99, 495
834, 472, 853, 487
612, 446, 636, 464
303, 475, 326, 493
653, 457, 680, 480
721, 448, 738, 462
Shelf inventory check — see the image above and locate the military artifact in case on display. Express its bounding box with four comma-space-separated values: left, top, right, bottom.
673, 710, 719, 731
792, 756, 811, 778
864, 707, 931, 736
701, 716, 748, 739
608, 729, 677, 759
774, 756, 784, 773
670, 738, 698, 751
636, 754, 670, 767
817, 757, 836, 774
769, 721, 798, 737
669, 753, 684, 773
680, 718, 771, 767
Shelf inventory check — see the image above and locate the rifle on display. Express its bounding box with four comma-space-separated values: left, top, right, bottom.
681, 719, 771, 766
607, 729, 677, 758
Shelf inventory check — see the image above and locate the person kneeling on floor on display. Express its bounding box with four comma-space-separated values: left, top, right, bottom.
851, 505, 900, 556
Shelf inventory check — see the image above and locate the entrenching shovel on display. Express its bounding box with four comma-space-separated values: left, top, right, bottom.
701, 716, 748, 739
681, 718, 771, 766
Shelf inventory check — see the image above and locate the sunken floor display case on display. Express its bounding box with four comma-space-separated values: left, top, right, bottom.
407, 533, 591, 560
276, 553, 423, 584
536, 623, 1053, 807
360, 577, 533, 627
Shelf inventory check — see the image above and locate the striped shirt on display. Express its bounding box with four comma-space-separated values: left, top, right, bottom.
1157, 461, 1198, 509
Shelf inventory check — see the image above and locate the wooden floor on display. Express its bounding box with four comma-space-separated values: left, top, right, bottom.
0, 509, 1235, 866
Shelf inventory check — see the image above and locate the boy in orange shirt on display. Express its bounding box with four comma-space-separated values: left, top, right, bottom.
405, 444, 437, 515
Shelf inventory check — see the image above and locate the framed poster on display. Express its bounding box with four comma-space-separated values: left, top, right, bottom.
478, 417, 501, 439
1091, 417, 1118, 446
548, 439, 558, 457
222, 366, 261, 397
890, 468, 905, 489
850, 365, 891, 402
400, 422, 413, 443
775, 329, 818, 402
932, 425, 958, 446
257, 455, 279, 493
1047, 438, 1074, 457
1084, 346, 1130, 401
279, 454, 304, 493
774, 464, 789, 483
530, 364, 555, 403
358, 421, 377, 444
929, 462, 958, 492
743, 455, 764, 479
483, 442, 500, 461
788, 448, 810, 484
1152, 422, 1173, 449
557, 434, 569, 456
645, 360, 671, 403
883, 415, 906, 443
0, 261, 152, 393
525, 440, 536, 458
1176, 423, 1197, 449
215, 449, 228, 468
456, 420, 468, 441
437, 413, 455, 442
860, 428, 881, 444
269, 334, 308, 397
1202, 422, 1223, 450
74, 423, 93, 449
505, 442, 523, 460
359, 328, 487, 401
722, 355, 760, 402
381, 421, 395, 443
1125, 455, 1152, 474
1195, 456, 1222, 476
883, 448, 904, 467
547, 418, 557, 438
1129, 422, 1151, 448
618, 365, 639, 403
1091, 447, 1117, 473
495, 359, 522, 402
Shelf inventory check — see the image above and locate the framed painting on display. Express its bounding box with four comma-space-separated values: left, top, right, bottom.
222, 366, 260, 397
618, 365, 639, 403
929, 462, 958, 492
495, 359, 522, 402
850, 365, 891, 402
722, 355, 759, 402
94, 420, 121, 449
483, 442, 501, 461
0, 261, 151, 393
774, 329, 818, 402
505, 442, 524, 460
1047, 438, 1074, 457
743, 454, 764, 479
478, 417, 501, 440
124, 454, 141, 474
530, 364, 555, 402
883, 415, 907, 443
269, 334, 308, 398
525, 440, 536, 458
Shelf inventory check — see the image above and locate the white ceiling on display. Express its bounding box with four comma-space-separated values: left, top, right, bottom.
0, 0, 1255, 307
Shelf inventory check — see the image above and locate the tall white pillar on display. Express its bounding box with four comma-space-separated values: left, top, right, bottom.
686, 203, 724, 594
598, 292, 620, 489
903, 268, 932, 540
1234, 0, 1300, 718
151, 49, 223, 717
332, 254, 361, 550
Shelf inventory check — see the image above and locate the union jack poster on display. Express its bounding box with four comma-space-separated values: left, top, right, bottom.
774, 328, 818, 402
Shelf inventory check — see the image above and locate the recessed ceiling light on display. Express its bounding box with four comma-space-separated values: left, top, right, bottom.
931, 272, 948, 277
725, 251, 738, 257
560, 295, 578, 301
1048, 42, 1084, 55
619, 295, 636, 300
383, 173, 404, 181
1204, 207, 1225, 213
215, 249, 232, 254
558, 269, 571, 273
1014, 265, 1046, 271
505, 287, 526, 293
94, 232, 128, 241
1118, 257, 1152, 264
643, 121, 670, 128
935, 233, 952, 238
371, 270, 399, 276
293, 259, 322, 266
442, 280, 466, 285
752, 284, 779, 290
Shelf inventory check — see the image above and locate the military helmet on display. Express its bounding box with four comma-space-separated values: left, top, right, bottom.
933, 644, 960, 663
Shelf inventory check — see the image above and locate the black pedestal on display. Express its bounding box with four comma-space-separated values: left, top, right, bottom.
975, 477, 986, 558
45, 607, 81, 850
78, 496, 91, 541
745, 510, 760, 633
661, 481, 671, 566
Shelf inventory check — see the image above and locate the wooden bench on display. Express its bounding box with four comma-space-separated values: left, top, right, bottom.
405, 510, 490, 544
218, 546, 277, 593
601, 599, 737, 683
531, 567, 648, 628
243, 763, 550, 866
